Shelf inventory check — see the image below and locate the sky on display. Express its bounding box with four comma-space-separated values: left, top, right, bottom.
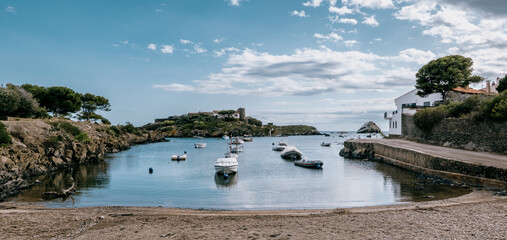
1, 0, 506, 131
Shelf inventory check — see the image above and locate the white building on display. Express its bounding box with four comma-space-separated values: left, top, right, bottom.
384, 89, 442, 136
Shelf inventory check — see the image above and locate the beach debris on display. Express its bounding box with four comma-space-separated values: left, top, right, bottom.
41, 176, 76, 199
160, 233, 172, 237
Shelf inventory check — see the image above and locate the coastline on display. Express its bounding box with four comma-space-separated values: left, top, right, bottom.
1, 190, 505, 239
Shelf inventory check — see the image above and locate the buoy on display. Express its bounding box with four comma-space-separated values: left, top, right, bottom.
224, 174, 229, 179
316, 165, 321, 168
184, 151, 187, 154
149, 167, 153, 174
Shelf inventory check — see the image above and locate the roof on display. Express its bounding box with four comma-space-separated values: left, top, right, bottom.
452, 87, 492, 95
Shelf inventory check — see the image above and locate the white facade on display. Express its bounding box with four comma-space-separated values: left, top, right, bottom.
385, 89, 442, 135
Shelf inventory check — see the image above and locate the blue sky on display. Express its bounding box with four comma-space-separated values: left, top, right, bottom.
1, 0, 506, 130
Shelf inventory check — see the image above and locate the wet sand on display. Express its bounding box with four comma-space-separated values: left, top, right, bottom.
0, 190, 505, 239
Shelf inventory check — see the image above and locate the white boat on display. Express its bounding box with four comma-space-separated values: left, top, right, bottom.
224, 152, 238, 158
242, 135, 253, 142
272, 144, 286, 151
194, 137, 206, 148
231, 138, 244, 144
278, 141, 288, 146
222, 135, 230, 140
230, 145, 243, 153
280, 146, 303, 160
321, 142, 331, 147
214, 157, 239, 175
171, 154, 187, 161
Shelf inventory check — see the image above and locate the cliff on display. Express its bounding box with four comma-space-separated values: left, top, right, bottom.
0, 119, 166, 201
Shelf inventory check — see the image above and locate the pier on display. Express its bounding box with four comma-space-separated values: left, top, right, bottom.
341, 139, 507, 189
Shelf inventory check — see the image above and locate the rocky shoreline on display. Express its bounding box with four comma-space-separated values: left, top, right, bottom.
0, 119, 167, 201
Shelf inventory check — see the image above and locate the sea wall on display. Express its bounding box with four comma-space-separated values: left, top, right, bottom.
340, 140, 507, 189
0, 119, 166, 201
402, 114, 507, 154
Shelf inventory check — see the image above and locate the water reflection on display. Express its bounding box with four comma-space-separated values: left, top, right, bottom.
10, 160, 110, 202
214, 174, 238, 188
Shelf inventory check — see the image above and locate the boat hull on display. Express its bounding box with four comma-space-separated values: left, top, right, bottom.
214, 165, 239, 175
272, 146, 285, 151
294, 160, 323, 168
194, 143, 207, 148
171, 155, 187, 161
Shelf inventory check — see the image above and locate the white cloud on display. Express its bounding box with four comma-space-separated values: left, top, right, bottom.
112, 44, 119, 47
343, 0, 395, 9
303, 0, 324, 7
122, 40, 129, 44
147, 43, 157, 50
226, 0, 241, 6
214, 47, 240, 57
396, 48, 436, 64
344, 40, 359, 47
394, 1, 507, 78
338, 18, 358, 25
193, 45, 207, 53
154, 48, 424, 96
291, 10, 309, 17
329, 5, 353, 15
362, 15, 379, 26
213, 38, 224, 43
314, 32, 343, 42
5, 6, 15, 13
180, 39, 192, 45
161, 45, 174, 54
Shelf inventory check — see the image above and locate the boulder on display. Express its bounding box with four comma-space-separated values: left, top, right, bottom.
357, 121, 381, 133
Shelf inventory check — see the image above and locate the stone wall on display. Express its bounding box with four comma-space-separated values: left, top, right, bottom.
402, 114, 507, 154
340, 140, 507, 189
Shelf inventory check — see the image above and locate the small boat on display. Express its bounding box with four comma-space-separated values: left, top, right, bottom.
214, 157, 239, 175
171, 154, 187, 161
278, 141, 288, 146
272, 145, 286, 151
230, 145, 243, 153
294, 159, 323, 169
225, 142, 239, 158
231, 138, 244, 145
280, 146, 303, 160
222, 135, 230, 140
321, 142, 331, 147
194, 137, 206, 148
242, 136, 253, 142
324, 133, 331, 137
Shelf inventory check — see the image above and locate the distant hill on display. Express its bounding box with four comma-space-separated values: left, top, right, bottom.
143, 114, 320, 137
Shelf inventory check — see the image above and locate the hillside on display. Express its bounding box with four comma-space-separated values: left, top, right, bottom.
0, 119, 166, 201
143, 114, 320, 137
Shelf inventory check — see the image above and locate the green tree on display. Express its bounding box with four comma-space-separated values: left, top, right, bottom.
78, 93, 111, 122
497, 75, 507, 93
0, 88, 21, 119
45, 86, 82, 116
0, 122, 11, 146
415, 55, 484, 101
6, 84, 44, 118
20, 84, 48, 106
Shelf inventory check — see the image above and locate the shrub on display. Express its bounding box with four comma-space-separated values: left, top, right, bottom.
413, 105, 451, 131
448, 96, 482, 118
51, 121, 82, 136
0, 122, 11, 146
481, 91, 507, 121
75, 132, 91, 143
43, 135, 64, 149
108, 125, 121, 137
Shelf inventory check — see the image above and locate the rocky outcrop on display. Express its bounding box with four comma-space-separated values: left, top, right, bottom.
0, 119, 166, 201
357, 121, 381, 133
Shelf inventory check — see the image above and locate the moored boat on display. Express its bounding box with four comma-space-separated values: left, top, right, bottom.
321, 142, 331, 147
214, 157, 239, 175
171, 154, 187, 161
280, 146, 302, 160
294, 159, 323, 169
222, 135, 230, 140
194, 137, 206, 148
272, 144, 285, 151
278, 141, 288, 146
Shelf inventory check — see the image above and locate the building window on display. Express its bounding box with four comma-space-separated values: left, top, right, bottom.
424, 101, 430, 107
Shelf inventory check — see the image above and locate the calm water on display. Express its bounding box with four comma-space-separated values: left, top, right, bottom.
8, 134, 470, 209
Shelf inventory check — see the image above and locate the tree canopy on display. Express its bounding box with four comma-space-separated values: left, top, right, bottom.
78, 93, 111, 124
415, 55, 483, 100
0, 84, 45, 119
497, 75, 507, 93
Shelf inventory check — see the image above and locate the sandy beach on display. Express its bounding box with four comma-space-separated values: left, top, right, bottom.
1, 190, 505, 239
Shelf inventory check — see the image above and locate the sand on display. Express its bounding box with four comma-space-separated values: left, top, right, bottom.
0, 190, 505, 239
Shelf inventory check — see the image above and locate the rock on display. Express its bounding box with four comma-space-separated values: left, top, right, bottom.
351, 148, 367, 158
339, 147, 351, 157
464, 141, 477, 151
443, 142, 452, 147
357, 121, 381, 133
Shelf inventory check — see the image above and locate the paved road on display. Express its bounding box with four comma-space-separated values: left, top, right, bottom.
351, 139, 507, 169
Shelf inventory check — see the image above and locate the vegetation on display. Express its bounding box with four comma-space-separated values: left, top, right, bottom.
415, 55, 483, 101
497, 75, 507, 93
0, 122, 11, 147
77, 93, 111, 124
145, 114, 319, 137
414, 92, 507, 131
49, 120, 92, 143
0, 84, 47, 119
